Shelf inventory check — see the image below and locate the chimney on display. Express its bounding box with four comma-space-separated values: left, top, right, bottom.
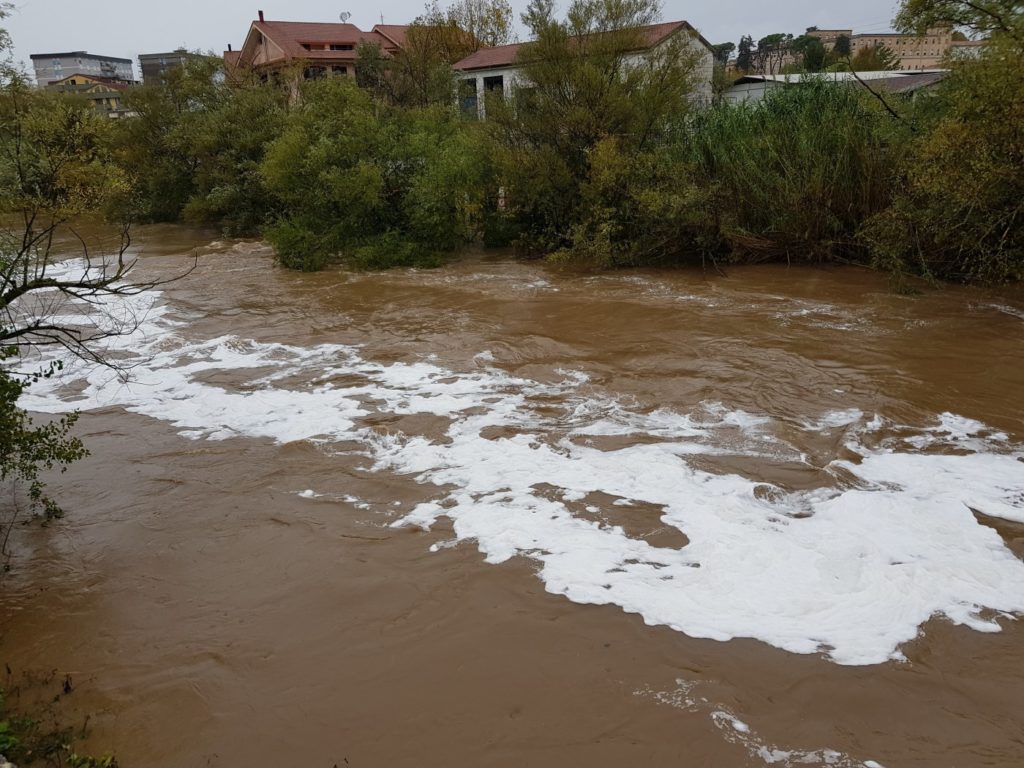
258, 10, 264, 22
228, 44, 233, 52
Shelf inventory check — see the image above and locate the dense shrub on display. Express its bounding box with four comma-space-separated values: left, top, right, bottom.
115, 57, 287, 233
688, 80, 899, 264
863, 38, 1024, 283
485, 0, 707, 257
260, 77, 487, 270
548, 137, 711, 268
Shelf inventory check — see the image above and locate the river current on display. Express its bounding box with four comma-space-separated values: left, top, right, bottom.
3, 226, 1024, 766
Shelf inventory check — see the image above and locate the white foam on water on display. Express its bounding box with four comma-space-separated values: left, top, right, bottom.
984, 303, 1024, 321
637, 678, 868, 766
16, 263, 1024, 667
714, 712, 750, 733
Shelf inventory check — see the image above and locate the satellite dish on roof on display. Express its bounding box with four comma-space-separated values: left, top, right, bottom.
339, 11, 351, 22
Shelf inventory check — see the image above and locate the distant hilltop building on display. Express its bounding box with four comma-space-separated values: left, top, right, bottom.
224, 10, 408, 81
737, 26, 988, 75
29, 51, 134, 86
807, 26, 981, 71
139, 49, 201, 84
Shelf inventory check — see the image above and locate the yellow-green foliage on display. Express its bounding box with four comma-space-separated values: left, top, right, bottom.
0, 83, 128, 219
486, 0, 705, 255
864, 37, 1024, 282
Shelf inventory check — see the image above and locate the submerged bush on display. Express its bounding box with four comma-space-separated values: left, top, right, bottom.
261, 78, 487, 271
549, 137, 711, 268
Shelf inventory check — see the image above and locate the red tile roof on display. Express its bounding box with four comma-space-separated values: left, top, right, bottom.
249, 20, 405, 61
373, 25, 410, 48
453, 41, 525, 71
454, 20, 710, 71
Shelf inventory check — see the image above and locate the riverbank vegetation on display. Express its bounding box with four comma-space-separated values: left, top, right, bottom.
2, 0, 1023, 284
52, 0, 1006, 284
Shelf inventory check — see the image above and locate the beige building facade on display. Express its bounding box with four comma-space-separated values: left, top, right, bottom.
761, 25, 974, 72
853, 27, 953, 70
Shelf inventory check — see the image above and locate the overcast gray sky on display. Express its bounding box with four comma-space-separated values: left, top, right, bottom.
5, 0, 903, 81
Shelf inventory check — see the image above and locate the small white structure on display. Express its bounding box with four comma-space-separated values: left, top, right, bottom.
453, 21, 715, 119
724, 69, 949, 104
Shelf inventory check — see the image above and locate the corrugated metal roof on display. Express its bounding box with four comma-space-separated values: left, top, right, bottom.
732, 69, 948, 85
860, 71, 948, 93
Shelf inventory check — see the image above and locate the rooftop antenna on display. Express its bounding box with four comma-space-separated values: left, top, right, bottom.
339, 11, 351, 22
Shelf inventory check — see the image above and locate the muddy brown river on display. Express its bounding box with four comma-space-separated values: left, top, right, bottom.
3, 225, 1024, 767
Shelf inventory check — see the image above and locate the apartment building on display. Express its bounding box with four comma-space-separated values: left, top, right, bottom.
29, 51, 134, 86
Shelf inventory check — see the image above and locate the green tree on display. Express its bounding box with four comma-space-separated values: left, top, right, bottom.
261, 77, 486, 270
790, 34, 827, 71
753, 33, 794, 73
486, 0, 705, 254
115, 56, 288, 232
736, 35, 754, 71
444, 0, 515, 47
711, 41, 735, 66
895, 0, 1023, 40
850, 43, 901, 70
357, 1, 500, 109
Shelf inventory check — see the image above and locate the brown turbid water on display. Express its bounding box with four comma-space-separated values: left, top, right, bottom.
2, 225, 1024, 767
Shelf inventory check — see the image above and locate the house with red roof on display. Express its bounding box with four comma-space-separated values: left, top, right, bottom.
452, 20, 715, 118
226, 11, 409, 82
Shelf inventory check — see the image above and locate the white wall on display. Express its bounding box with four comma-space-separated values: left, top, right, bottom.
723, 79, 784, 105
456, 30, 715, 118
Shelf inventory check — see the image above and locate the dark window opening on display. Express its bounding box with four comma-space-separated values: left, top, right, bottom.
330, 44, 354, 51
331, 65, 348, 75
459, 78, 478, 117
483, 75, 504, 93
